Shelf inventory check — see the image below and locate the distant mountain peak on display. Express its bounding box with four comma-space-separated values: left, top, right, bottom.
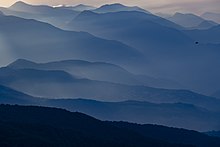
169, 12, 206, 28
10, 1, 30, 8
173, 12, 183, 16
8, 59, 37, 67
53, 4, 96, 11
169, 12, 218, 29
95, 3, 127, 11
73, 4, 95, 9
103, 3, 125, 7
94, 3, 150, 14
77, 10, 99, 17
9, 0, 52, 13
13, 1, 27, 5
13, 59, 34, 63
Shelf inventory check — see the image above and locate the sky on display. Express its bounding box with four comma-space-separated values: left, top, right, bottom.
0, 0, 219, 15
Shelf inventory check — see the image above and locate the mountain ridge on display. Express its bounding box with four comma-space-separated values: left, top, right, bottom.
1, 67, 220, 113
168, 12, 218, 29
8, 59, 183, 89
0, 82, 220, 131
0, 14, 143, 68
0, 104, 219, 146
93, 3, 150, 14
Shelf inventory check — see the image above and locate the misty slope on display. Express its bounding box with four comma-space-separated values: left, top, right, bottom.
8, 59, 142, 86
0, 14, 143, 68
67, 11, 188, 51
1, 84, 220, 131
0, 105, 190, 147
168, 12, 217, 29
8, 59, 183, 89
0, 1, 80, 28
201, 12, 220, 24
93, 3, 150, 14
66, 10, 191, 68
0, 85, 35, 105
43, 98, 220, 131
1, 3, 220, 96
3, 3, 220, 96
66, 10, 220, 95
0, 67, 220, 112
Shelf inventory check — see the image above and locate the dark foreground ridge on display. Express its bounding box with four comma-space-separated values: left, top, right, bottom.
0, 104, 186, 147
0, 104, 219, 147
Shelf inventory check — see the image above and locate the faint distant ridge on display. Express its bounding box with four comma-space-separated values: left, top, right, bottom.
0, 13, 143, 66
9, 1, 79, 15
93, 3, 151, 14
0, 1, 80, 28
195, 20, 218, 30
3, 60, 220, 113
201, 12, 220, 24
168, 12, 218, 29
9, 1, 28, 8
69, 10, 190, 54
9, 1, 51, 13
8, 59, 183, 89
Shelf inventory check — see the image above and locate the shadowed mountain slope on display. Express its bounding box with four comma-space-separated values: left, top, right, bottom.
0, 104, 219, 146
0, 104, 187, 147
